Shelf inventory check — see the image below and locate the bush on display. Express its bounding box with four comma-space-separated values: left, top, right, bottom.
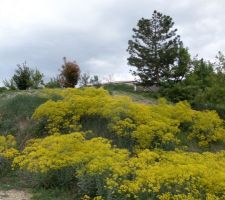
1, 87, 225, 199
60, 57, 80, 88
45, 77, 61, 88
0, 135, 18, 177
32, 88, 225, 150
0, 87, 7, 93
12, 63, 33, 90
12, 133, 225, 199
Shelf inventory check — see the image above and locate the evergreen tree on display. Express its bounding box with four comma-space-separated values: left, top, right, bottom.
12, 62, 33, 90
127, 10, 189, 86
186, 58, 214, 90
4, 62, 44, 90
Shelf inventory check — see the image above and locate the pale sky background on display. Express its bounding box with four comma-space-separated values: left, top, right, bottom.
0, 0, 225, 85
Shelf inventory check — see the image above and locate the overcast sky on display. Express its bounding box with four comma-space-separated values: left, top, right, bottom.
0, 0, 225, 85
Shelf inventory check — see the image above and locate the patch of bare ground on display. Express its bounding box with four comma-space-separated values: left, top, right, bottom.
0, 190, 32, 200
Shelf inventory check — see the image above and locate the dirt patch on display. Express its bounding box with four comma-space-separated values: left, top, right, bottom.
0, 190, 32, 200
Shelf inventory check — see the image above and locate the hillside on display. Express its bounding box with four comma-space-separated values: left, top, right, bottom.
0, 87, 225, 199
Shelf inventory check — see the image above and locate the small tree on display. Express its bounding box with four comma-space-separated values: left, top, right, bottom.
60, 57, 80, 88
3, 79, 16, 90
90, 75, 101, 87
31, 69, 44, 89
79, 73, 90, 87
12, 62, 33, 90
215, 51, 225, 74
186, 58, 214, 90
4, 62, 44, 90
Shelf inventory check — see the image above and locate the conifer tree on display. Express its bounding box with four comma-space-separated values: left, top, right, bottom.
127, 10, 189, 86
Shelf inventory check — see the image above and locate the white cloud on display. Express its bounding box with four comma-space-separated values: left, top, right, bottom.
84, 55, 133, 81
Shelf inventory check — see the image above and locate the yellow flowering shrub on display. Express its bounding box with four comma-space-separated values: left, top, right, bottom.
13, 132, 130, 175
0, 134, 18, 177
81, 195, 104, 200
0, 134, 18, 159
2, 88, 225, 199
13, 133, 225, 199
13, 132, 129, 198
13, 132, 85, 172
32, 88, 225, 149
188, 110, 225, 147
106, 150, 225, 199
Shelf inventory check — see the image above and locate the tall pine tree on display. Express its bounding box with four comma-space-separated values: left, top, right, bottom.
127, 10, 189, 86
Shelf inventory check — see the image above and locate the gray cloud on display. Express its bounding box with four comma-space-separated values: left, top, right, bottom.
0, 0, 225, 85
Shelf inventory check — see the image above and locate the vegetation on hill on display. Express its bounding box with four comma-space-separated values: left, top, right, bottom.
0, 87, 225, 199
125, 10, 225, 121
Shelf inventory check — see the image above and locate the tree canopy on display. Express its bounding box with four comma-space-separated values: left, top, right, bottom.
127, 10, 190, 86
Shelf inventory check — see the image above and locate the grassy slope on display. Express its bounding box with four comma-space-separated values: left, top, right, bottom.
0, 90, 50, 149
103, 83, 159, 104
0, 90, 69, 200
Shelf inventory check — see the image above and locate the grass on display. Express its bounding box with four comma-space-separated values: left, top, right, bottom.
0, 171, 31, 190
0, 172, 75, 200
0, 93, 50, 150
31, 188, 74, 200
0, 90, 62, 147
104, 83, 159, 104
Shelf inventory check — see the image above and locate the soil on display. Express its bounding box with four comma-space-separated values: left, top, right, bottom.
0, 190, 32, 200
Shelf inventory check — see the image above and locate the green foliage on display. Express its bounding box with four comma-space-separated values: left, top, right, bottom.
127, 10, 190, 86
171, 47, 191, 82
32, 188, 74, 200
159, 83, 200, 103
90, 75, 101, 87
185, 58, 214, 89
104, 83, 160, 104
0, 94, 48, 135
215, 51, 225, 74
12, 63, 33, 90
4, 62, 44, 90
104, 83, 135, 94
159, 55, 225, 121
45, 77, 61, 88
31, 69, 44, 89
0, 87, 7, 93
0, 90, 62, 149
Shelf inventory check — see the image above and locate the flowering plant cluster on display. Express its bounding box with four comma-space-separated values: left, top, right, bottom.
2, 88, 225, 199
33, 88, 225, 149
13, 133, 225, 199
